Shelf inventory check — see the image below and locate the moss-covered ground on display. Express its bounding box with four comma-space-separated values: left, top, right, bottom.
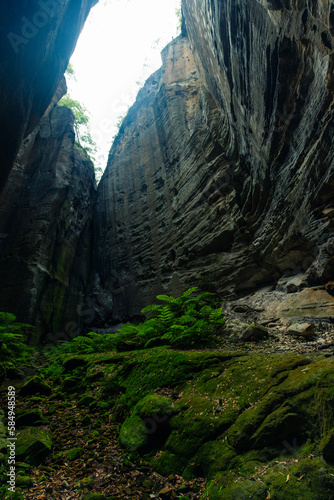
1, 342, 334, 499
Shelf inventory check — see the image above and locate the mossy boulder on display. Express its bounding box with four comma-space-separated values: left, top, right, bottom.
204, 456, 334, 499
165, 431, 205, 458
119, 394, 174, 452
133, 394, 174, 419
183, 441, 237, 480
20, 376, 51, 397
63, 356, 88, 372
241, 323, 268, 341
151, 450, 188, 476
58, 346, 334, 500
16, 409, 44, 428
16, 427, 53, 465
119, 415, 147, 452
62, 376, 82, 393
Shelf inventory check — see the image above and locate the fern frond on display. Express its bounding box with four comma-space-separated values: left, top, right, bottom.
156, 294, 175, 303
181, 287, 198, 297
141, 304, 161, 314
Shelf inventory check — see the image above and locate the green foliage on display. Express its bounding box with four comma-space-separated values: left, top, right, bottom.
58, 94, 97, 159
59, 63, 97, 165
0, 312, 34, 378
137, 287, 225, 348
51, 288, 225, 356
176, 3, 182, 34
111, 113, 127, 142
65, 62, 76, 81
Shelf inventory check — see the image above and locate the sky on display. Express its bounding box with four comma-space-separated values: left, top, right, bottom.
67, 0, 181, 174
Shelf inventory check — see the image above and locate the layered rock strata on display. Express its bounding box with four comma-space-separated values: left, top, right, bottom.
0, 102, 96, 340
95, 0, 334, 319
0, 0, 98, 192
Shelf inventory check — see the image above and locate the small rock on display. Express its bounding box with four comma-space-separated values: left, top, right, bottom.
20, 376, 51, 397
241, 323, 268, 341
233, 305, 249, 313
74, 477, 95, 490
159, 486, 173, 497
16, 476, 33, 488
16, 409, 44, 428
63, 356, 88, 372
82, 495, 107, 500
16, 427, 53, 465
287, 323, 316, 340
62, 376, 82, 393
64, 448, 83, 461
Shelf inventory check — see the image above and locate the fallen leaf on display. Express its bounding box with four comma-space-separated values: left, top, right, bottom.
266, 491, 271, 499
286, 474, 290, 483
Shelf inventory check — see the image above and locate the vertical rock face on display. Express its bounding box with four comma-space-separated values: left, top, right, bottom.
0, 0, 98, 193
95, 0, 334, 319
0, 102, 96, 340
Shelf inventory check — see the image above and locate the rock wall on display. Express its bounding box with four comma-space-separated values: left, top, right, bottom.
0, 101, 96, 341
95, 0, 334, 319
0, 0, 98, 193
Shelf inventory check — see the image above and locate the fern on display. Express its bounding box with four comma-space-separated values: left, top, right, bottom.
181, 286, 198, 297
156, 294, 176, 303
49, 287, 226, 355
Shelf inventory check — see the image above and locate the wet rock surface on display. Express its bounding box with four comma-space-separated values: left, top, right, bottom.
0, 104, 96, 339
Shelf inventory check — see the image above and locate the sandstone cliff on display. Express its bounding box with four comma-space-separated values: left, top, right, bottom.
0, 0, 98, 193
0, 101, 96, 341
95, 0, 334, 320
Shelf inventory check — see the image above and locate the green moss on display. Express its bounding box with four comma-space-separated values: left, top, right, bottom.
94, 348, 238, 410
62, 376, 82, 393
165, 430, 205, 458
203, 456, 334, 499
184, 441, 237, 480
133, 394, 174, 418
64, 448, 83, 461
319, 428, 334, 463
16, 427, 53, 465
119, 415, 147, 452
16, 409, 44, 428
36, 339, 334, 499
15, 476, 33, 488
20, 376, 51, 397
151, 450, 188, 476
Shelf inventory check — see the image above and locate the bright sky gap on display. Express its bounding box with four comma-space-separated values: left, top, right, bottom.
67, 0, 181, 174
